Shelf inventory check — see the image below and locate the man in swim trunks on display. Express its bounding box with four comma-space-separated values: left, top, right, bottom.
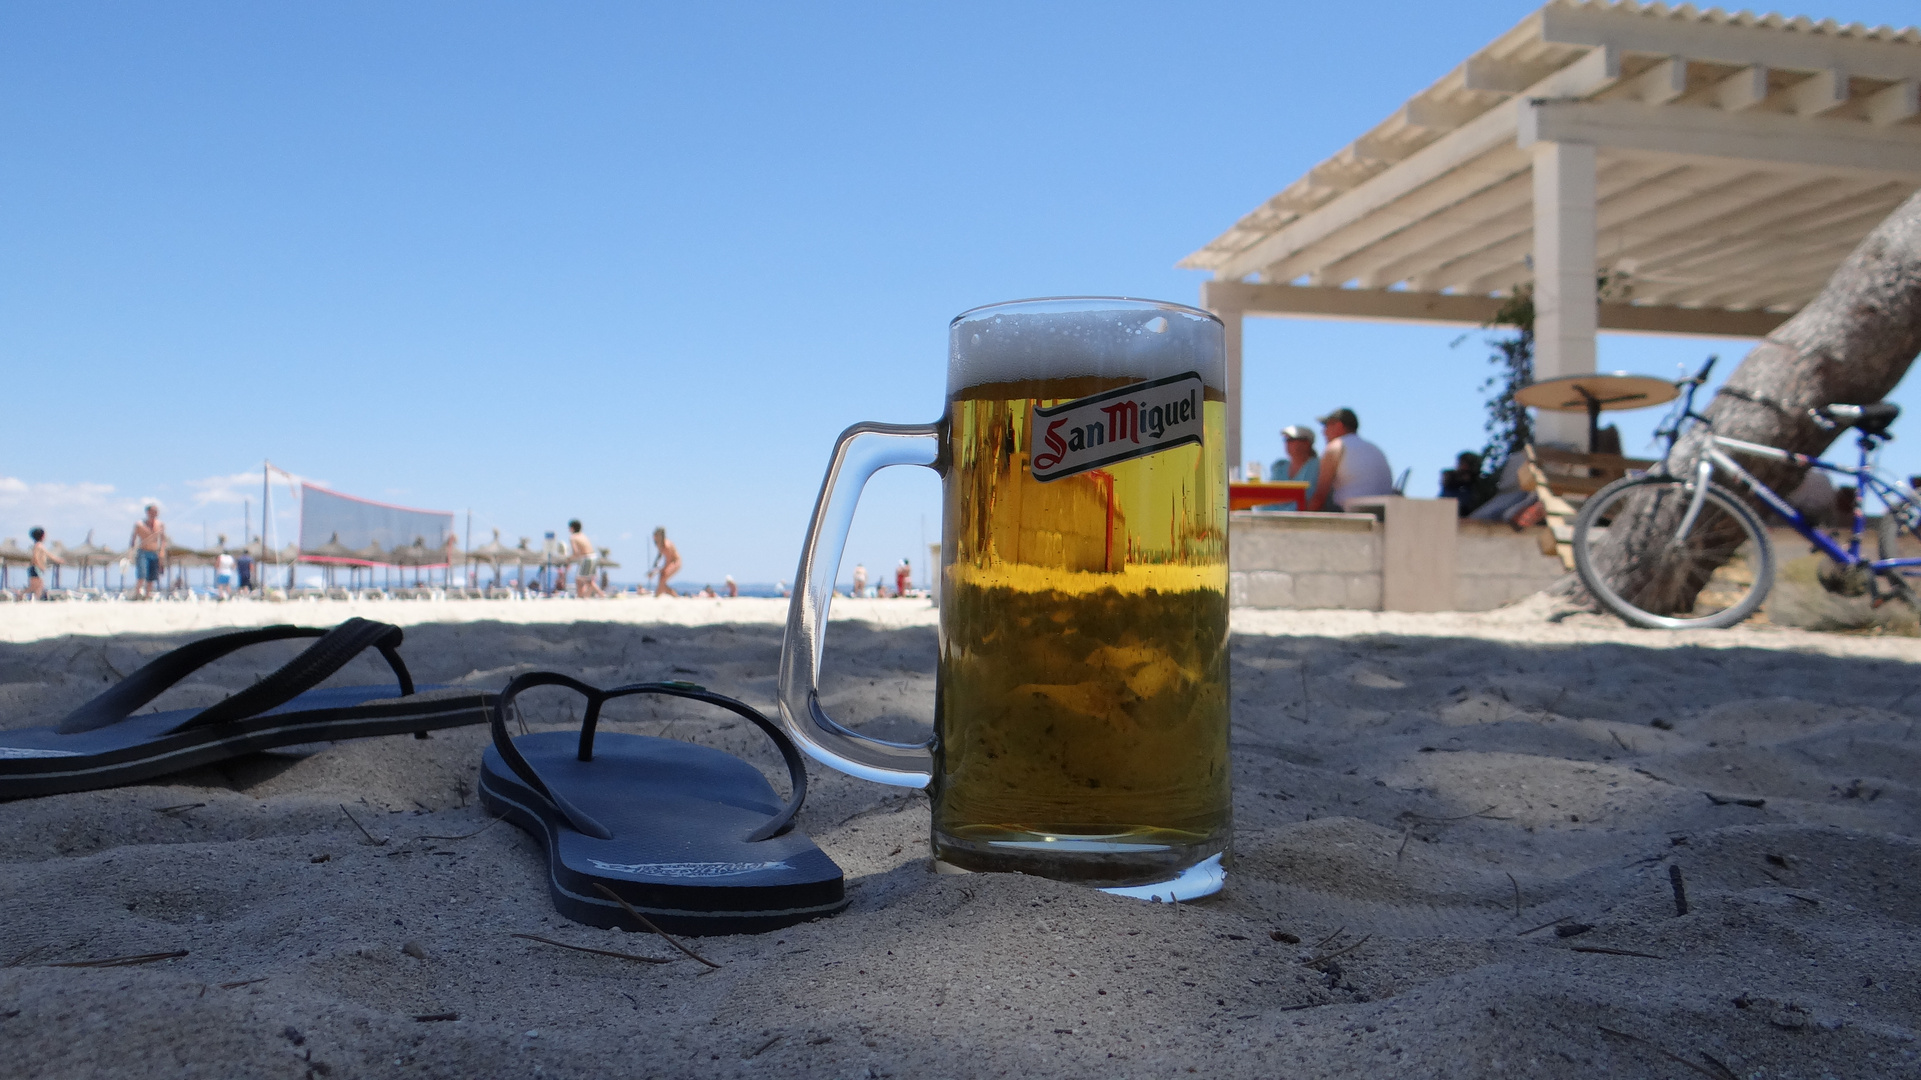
651, 527, 680, 597
568, 520, 603, 598
26, 527, 61, 600
130, 504, 168, 599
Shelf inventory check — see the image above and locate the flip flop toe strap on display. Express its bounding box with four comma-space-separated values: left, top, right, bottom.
55, 618, 414, 735
491, 673, 809, 844
187, 618, 414, 729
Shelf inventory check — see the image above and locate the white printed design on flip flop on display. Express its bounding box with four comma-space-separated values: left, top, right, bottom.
0, 747, 83, 759
588, 859, 792, 878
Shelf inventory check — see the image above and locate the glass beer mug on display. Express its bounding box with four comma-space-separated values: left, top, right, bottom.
778, 297, 1231, 900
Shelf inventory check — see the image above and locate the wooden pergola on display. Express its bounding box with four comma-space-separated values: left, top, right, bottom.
1185, 0, 1921, 459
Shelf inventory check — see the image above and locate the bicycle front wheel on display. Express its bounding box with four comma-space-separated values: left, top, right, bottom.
1572, 475, 1774, 630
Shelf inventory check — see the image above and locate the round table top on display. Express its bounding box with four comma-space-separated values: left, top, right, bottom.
1514, 372, 1679, 413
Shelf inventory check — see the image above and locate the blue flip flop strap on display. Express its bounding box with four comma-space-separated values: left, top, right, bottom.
490, 672, 808, 844
54, 618, 415, 735
186, 618, 414, 729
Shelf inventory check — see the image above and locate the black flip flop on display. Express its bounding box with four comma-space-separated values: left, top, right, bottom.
479, 673, 846, 936
0, 618, 496, 799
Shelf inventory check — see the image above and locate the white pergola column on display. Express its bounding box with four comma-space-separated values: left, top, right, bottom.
1530, 140, 1598, 449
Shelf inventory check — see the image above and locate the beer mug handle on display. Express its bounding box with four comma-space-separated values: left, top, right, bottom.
777, 421, 941, 787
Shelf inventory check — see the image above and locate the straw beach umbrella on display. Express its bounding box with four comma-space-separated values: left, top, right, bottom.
0, 538, 30, 590
304, 533, 360, 589
240, 538, 301, 578
63, 531, 125, 590
469, 529, 513, 587
388, 537, 436, 589
267, 542, 301, 590
50, 541, 97, 590
510, 538, 543, 591
305, 533, 358, 560
160, 540, 216, 594
352, 541, 386, 590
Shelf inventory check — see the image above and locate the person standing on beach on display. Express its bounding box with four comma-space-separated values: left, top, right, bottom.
129, 504, 168, 599
568, 520, 604, 598
214, 536, 236, 600
852, 563, 868, 598
895, 558, 912, 598
26, 527, 61, 600
651, 527, 680, 596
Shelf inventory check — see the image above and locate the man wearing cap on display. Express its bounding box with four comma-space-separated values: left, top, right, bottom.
1305, 408, 1394, 513
1268, 425, 1320, 510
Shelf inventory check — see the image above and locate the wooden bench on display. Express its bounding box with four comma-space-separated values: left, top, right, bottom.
1520, 446, 1656, 568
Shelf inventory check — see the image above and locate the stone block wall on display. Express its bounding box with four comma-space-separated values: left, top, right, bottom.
1453, 520, 1569, 610
1229, 513, 1381, 610
1229, 507, 1570, 611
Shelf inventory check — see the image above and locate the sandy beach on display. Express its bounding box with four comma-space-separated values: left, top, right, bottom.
1, 594, 1917, 1078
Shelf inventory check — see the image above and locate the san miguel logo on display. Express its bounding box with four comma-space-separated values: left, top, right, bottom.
1030, 371, 1206, 483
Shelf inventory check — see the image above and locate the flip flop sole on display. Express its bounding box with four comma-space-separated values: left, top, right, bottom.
480, 731, 847, 936
0, 688, 496, 800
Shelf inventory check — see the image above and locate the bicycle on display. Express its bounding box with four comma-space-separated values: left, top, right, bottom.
1570, 356, 1921, 630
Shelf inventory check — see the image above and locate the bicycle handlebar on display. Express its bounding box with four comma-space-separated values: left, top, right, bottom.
1650, 355, 1719, 459
1679, 355, 1717, 387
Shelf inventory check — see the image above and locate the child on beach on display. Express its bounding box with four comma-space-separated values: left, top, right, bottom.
214, 537, 236, 599
568, 520, 604, 598
26, 528, 61, 600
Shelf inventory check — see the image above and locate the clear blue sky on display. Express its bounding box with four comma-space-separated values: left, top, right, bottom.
4, 2, 1916, 584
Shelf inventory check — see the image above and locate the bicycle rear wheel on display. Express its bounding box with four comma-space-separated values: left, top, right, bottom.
1572, 475, 1773, 629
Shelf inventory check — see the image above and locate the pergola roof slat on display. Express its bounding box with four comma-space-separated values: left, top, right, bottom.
1617, 177, 1904, 288
1188, 0, 1921, 467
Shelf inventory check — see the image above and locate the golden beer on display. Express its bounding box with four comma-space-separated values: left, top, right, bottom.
778, 297, 1230, 898
934, 374, 1231, 886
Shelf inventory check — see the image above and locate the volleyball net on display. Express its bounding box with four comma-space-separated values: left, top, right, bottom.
298, 484, 455, 564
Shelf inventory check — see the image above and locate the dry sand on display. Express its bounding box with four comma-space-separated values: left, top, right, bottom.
0, 594, 1916, 1078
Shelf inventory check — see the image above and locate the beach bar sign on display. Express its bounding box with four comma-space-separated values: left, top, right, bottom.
1029, 371, 1205, 482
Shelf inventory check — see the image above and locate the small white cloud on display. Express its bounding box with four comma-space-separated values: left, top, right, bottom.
0, 467, 322, 546
185, 467, 323, 508
0, 477, 147, 542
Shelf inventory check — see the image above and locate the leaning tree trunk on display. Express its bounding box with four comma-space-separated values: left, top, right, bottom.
1592, 189, 1921, 615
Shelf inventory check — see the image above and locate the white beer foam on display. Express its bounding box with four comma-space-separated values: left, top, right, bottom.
948, 297, 1224, 395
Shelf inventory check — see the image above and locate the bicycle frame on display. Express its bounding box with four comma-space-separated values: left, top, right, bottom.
1675, 430, 1921, 578
1634, 356, 1921, 582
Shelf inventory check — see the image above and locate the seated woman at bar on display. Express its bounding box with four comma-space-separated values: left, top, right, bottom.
1263, 424, 1320, 510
